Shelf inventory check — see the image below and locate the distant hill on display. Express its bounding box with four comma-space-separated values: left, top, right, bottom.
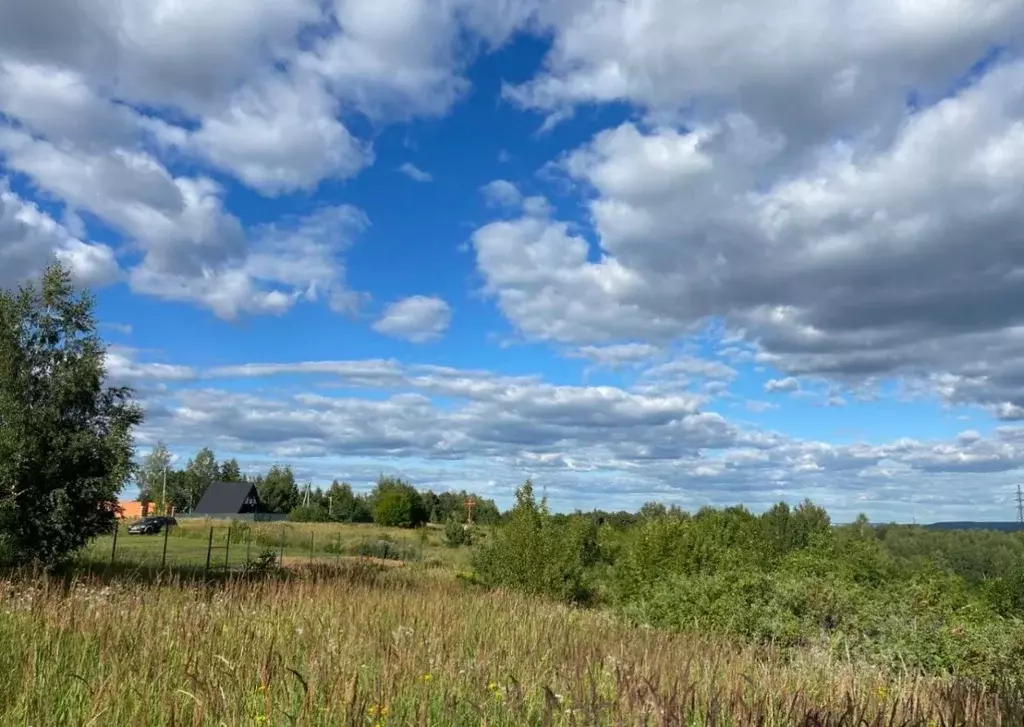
924, 521, 1024, 532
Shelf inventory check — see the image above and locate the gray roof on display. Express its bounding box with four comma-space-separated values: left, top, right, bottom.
193, 481, 261, 514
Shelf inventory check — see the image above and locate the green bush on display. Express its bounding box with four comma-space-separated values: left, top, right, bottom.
443, 517, 472, 547
288, 505, 329, 523
370, 478, 427, 528
348, 538, 418, 562
471, 481, 599, 604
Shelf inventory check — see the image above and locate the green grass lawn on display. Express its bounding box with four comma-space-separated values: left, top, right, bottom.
80, 518, 475, 571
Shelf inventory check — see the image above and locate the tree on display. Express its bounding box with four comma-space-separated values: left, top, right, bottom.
162, 468, 191, 513
137, 441, 172, 507
218, 458, 242, 482
472, 480, 598, 604
0, 262, 143, 567
444, 516, 472, 547
370, 476, 427, 528
325, 480, 372, 523
183, 447, 217, 512
258, 464, 299, 514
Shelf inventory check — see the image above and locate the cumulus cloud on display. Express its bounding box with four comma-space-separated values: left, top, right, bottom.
398, 163, 433, 182
473, 43, 1024, 416
765, 377, 800, 394
111, 347, 1024, 518
570, 343, 661, 369
0, 181, 119, 288
373, 295, 452, 342
508, 0, 1024, 143
0, 0, 534, 313
480, 179, 523, 208
146, 69, 374, 195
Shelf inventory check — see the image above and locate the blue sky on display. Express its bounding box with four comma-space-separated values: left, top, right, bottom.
2, 0, 1024, 521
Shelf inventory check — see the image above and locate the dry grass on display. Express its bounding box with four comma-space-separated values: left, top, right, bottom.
1, 564, 1019, 726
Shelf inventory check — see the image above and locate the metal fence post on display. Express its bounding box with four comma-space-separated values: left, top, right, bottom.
161, 521, 169, 569
110, 522, 118, 564
204, 526, 213, 579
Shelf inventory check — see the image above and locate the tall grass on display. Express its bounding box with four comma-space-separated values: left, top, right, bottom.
1, 564, 1020, 726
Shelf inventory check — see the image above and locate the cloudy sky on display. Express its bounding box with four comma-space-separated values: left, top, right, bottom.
2, 0, 1023, 521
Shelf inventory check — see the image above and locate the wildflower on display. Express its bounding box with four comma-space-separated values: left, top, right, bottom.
422, 673, 432, 682
876, 686, 889, 701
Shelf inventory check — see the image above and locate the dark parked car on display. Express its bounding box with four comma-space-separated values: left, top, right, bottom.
127, 516, 177, 535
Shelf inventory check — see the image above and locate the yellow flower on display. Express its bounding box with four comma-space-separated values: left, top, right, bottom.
487, 681, 498, 691
876, 686, 889, 701
422, 673, 432, 682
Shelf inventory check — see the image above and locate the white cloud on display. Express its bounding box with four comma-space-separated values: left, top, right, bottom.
509, 0, 1024, 143
148, 69, 374, 195
571, 343, 661, 368
473, 55, 1024, 415
373, 295, 452, 342
480, 179, 523, 208
0, 181, 119, 288
113, 346, 1024, 518
398, 163, 433, 183
765, 377, 800, 394
0, 0, 535, 315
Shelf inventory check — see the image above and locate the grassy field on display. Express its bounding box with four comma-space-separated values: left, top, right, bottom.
1, 562, 1021, 726
80, 518, 473, 571
4, 518, 1022, 725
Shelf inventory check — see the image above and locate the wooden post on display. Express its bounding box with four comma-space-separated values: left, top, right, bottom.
204, 526, 213, 579
110, 521, 118, 564
224, 527, 231, 570
245, 529, 251, 565
465, 497, 476, 525
161, 520, 169, 569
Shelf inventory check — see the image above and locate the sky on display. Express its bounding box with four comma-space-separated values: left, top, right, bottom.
2, 1, 1024, 522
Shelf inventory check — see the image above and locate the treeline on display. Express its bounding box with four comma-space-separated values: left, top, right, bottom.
471, 482, 1024, 688
135, 443, 501, 527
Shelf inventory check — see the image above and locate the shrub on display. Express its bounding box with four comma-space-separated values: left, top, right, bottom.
444, 517, 472, 547
370, 478, 427, 528
349, 538, 418, 562
288, 505, 329, 523
472, 480, 599, 604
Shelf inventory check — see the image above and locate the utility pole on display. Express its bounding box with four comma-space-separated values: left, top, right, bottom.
162, 465, 167, 516
1017, 484, 1024, 525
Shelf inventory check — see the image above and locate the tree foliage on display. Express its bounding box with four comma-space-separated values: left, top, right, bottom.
0, 262, 143, 566
472, 481, 600, 604
254, 464, 299, 514
325, 480, 372, 523
370, 476, 427, 528
136, 440, 172, 506
182, 447, 217, 512
218, 458, 242, 482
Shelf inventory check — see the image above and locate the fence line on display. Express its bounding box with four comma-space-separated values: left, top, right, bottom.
97, 519, 427, 573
